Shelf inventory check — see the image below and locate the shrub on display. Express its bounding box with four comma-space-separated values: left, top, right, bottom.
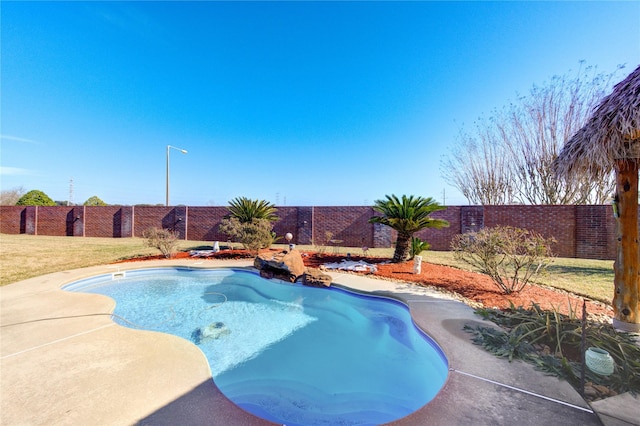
142, 227, 179, 258
451, 226, 555, 294
219, 217, 275, 254
321, 231, 335, 254
410, 236, 431, 259
84, 195, 107, 206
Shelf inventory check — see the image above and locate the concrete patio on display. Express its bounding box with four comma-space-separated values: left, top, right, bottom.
1, 259, 638, 425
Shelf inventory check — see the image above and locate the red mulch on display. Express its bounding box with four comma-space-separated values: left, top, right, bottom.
117, 250, 253, 262
116, 250, 613, 319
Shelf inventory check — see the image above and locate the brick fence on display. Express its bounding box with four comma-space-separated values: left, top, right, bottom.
1, 205, 634, 260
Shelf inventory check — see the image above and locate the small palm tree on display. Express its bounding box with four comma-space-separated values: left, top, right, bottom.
227, 197, 278, 223
369, 194, 449, 263
410, 236, 431, 260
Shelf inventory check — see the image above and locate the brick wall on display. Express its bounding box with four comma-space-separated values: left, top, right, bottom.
484, 205, 577, 258
415, 206, 463, 251
184, 206, 226, 242
35, 206, 76, 236
312, 206, 375, 248
575, 205, 617, 259
271, 206, 300, 244
2, 204, 637, 260
134, 206, 192, 239
0, 206, 25, 234
85, 206, 113, 237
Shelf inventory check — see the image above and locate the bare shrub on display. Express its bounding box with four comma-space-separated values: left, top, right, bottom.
142, 227, 179, 259
451, 226, 555, 294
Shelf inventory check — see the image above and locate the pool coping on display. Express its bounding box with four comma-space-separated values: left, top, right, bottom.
1, 258, 637, 425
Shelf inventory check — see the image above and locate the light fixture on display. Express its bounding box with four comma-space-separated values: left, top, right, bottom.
166, 145, 188, 206
585, 347, 615, 376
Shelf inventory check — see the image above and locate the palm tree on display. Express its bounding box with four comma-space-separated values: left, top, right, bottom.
369, 194, 449, 263
227, 197, 278, 223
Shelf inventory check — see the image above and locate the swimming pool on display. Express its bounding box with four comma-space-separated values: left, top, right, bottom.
64, 267, 448, 425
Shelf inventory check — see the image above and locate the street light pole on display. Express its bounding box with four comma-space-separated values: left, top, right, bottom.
166, 145, 188, 206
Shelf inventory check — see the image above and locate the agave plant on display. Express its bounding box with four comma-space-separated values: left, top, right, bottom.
227, 197, 278, 223
369, 194, 448, 263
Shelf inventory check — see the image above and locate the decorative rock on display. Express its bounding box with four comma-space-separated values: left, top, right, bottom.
583, 383, 598, 398
302, 268, 332, 287
584, 382, 618, 401
320, 259, 378, 273
592, 384, 611, 395
254, 249, 305, 282
259, 269, 274, 279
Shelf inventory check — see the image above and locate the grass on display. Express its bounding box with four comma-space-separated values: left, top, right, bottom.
0, 234, 615, 305
0, 234, 222, 286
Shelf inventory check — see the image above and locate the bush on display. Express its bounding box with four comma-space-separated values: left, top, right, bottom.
84, 195, 107, 206
142, 227, 179, 258
219, 217, 276, 254
451, 226, 555, 294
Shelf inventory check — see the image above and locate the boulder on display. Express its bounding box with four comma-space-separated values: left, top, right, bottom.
302, 268, 332, 288
254, 249, 305, 282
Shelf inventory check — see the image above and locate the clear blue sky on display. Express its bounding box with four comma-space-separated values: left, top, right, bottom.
1, 1, 638, 207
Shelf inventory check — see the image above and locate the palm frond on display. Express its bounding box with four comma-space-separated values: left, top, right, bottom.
227, 197, 278, 223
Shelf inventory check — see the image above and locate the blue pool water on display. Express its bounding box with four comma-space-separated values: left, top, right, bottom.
64, 268, 448, 425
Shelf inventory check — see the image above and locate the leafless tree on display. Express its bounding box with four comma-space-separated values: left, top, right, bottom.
0, 186, 25, 205
442, 63, 621, 205
442, 122, 515, 205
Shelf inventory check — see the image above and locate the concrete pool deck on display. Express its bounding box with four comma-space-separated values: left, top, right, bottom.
1, 259, 638, 425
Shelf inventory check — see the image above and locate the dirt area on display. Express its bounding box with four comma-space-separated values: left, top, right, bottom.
120, 250, 613, 319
